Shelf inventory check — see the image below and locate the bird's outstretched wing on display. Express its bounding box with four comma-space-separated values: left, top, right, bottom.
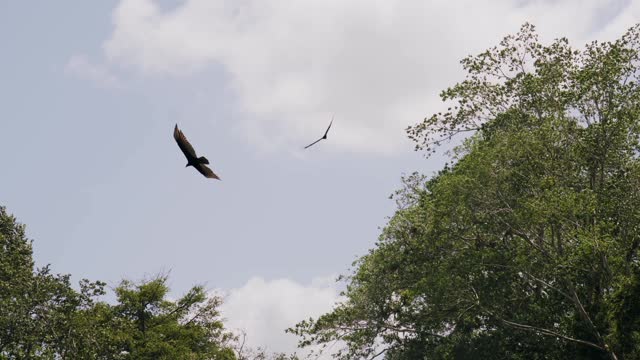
174, 124, 198, 160
304, 138, 323, 149
323, 116, 334, 137
195, 163, 221, 180
304, 116, 334, 149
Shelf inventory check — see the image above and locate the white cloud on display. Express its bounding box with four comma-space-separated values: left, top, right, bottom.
102, 0, 640, 154
592, 0, 640, 42
218, 275, 343, 358
65, 54, 120, 88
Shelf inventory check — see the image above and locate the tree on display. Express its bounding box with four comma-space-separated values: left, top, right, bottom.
0, 206, 238, 359
0, 205, 36, 357
290, 23, 640, 359
106, 275, 236, 360
0, 206, 106, 359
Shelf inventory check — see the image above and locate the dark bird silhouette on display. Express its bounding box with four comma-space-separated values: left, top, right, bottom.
304, 116, 334, 149
173, 124, 220, 180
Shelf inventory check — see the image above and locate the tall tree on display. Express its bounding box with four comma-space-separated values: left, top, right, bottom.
0, 206, 106, 359
0, 206, 238, 359
0, 205, 36, 356
290, 23, 640, 360
107, 276, 236, 360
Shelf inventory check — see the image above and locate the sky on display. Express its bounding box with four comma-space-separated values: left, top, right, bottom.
1, 0, 639, 357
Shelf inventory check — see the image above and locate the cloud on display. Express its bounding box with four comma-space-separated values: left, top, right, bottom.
591, 0, 640, 41
102, 0, 640, 154
218, 275, 343, 358
65, 54, 121, 88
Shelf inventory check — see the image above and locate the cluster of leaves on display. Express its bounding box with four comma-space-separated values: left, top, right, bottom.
0, 206, 250, 360
290, 23, 640, 359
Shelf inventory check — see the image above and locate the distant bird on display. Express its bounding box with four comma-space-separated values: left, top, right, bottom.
173, 124, 220, 180
304, 116, 334, 149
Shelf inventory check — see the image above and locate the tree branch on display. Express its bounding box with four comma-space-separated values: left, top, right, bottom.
496, 316, 605, 352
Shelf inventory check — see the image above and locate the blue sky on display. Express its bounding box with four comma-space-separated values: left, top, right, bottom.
1, 1, 423, 286
1, 0, 638, 356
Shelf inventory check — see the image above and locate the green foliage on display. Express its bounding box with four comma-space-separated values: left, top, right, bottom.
108, 276, 236, 360
0, 206, 106, 359
0, 206, 237, 360
291, 23, 640, 360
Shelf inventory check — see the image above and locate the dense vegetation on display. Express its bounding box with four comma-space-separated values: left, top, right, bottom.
290, 24, 640, 360
0, 205, 237, 359
0, 207, 300, 360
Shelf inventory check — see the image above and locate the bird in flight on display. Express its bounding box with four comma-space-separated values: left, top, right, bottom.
173, 124, 220, 180
304, 116, 334, 149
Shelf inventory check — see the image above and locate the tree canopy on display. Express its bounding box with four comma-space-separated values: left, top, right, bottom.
290, 23, 640, 360
0, 206, 239, 360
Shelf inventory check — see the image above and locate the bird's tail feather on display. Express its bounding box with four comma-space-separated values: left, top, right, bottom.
198, 156, 210, 164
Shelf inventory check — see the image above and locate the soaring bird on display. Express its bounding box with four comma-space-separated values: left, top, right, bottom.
173, 124, 220, 180
304, 116, 334, 149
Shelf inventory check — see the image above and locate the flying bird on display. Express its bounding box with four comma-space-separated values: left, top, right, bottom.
304, 116, 334, 149
173, 124, 220, 180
